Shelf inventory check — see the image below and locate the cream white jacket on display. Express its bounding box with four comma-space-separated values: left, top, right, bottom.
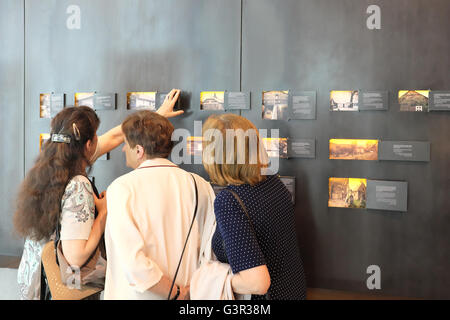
104, 158, 216, 300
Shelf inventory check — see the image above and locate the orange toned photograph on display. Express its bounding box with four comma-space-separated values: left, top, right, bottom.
74, 92, 95, 108
329, 139, 378, 160
39, 133, 50, 152
262, 137, 288, 158
328, 178, 367, 209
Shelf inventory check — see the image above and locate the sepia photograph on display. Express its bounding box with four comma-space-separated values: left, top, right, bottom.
330, 90, 359, 111
262, 90, 289, 120
127, 92, 157, 110
329, 139, 378, 160
263, 137, 288, 158
39, 93, 51, 118
200, 91, 225, 111
74, 92, 95, 108
328, 178, 367, 209
186, 136, 203, 156
399, 90, 430, 112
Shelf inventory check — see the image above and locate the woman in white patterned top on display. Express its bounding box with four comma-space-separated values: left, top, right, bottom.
13, 90, 183, 299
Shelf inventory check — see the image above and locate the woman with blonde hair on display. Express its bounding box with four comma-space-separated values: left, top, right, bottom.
202, 113, 306, 300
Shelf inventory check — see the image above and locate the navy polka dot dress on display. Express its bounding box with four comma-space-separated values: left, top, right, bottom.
212, 175, 307, 300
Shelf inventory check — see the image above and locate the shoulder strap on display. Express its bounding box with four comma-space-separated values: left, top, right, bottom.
226, 188, 271, 300
227, 189, 256, 236
167, 173, 199, 300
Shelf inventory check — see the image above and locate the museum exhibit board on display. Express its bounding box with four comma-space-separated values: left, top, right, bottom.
74, 92, 117, 111
200, 91, 250, 111
428, 91, 450, 112
0, 0, 447, 299
328, 177, 408, 212
329, 139, 431, 162
127, 91, 182, 110
39, 93, 65, 118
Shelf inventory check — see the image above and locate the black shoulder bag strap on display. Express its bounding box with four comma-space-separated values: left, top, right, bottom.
167, 173, 199, 300
226, 189, 271, 300
227, 189, 257, 236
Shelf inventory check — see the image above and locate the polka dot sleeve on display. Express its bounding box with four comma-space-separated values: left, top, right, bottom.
214, 190, 266, 274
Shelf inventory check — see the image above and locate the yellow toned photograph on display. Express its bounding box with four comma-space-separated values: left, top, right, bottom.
328, 178, 367, 209
200, 91, 225, 110
329, 139, 378, 160
330, 90, 359, 111
74, 92, 95, 108
127, 92, 156, 110
39, 133, 50, 152
262, 137, 288, 158
399, 90, 430, 112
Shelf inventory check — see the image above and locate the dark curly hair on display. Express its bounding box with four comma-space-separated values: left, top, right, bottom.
121, 110, 174, 159
14, 106, 100, 241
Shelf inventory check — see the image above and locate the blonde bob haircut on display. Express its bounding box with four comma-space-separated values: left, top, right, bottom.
202, 113, 269, 187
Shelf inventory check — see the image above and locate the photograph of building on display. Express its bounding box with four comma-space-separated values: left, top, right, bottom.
74, 92, 95, 109
329, 139, 378, 160
39, 93, 50, 118
328, 178, 367, 209
262, 91, 289, 120
399, 90, 430, 112
330, 90, 359, 111
262, 137, 288, 158
200, 91, 225, 110
127, 92, 157, 110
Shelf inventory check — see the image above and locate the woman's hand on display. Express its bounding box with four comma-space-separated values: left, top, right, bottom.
94, 191, 107, 220
157, 89, 184, 118
178, 285, 190, 300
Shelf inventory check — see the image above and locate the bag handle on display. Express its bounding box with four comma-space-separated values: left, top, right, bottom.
226, 189, 256, 236
167, 173, 199, 300
226, 189, 271, 300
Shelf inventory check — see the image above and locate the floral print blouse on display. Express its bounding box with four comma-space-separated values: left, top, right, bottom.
17, 175, 96, 299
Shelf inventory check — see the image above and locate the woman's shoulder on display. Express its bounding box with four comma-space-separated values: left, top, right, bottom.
214, 188, 240, 210
63, 175, 93, 200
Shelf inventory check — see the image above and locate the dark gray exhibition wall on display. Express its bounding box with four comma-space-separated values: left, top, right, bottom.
1, 0, 449, 298
0, 0, 25, 255
242, 0, 450, 299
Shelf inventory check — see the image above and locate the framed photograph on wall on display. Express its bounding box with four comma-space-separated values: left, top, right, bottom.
200, 91, 225, 111
399, 90, 430, 112
127, 92, 156, 110
262, 90, 289, 120
329, 139, 379, 160
330, 90, 359, 111
328, 178, 367, 209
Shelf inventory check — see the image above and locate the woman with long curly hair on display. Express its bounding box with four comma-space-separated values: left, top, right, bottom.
14, 90, 182, 300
